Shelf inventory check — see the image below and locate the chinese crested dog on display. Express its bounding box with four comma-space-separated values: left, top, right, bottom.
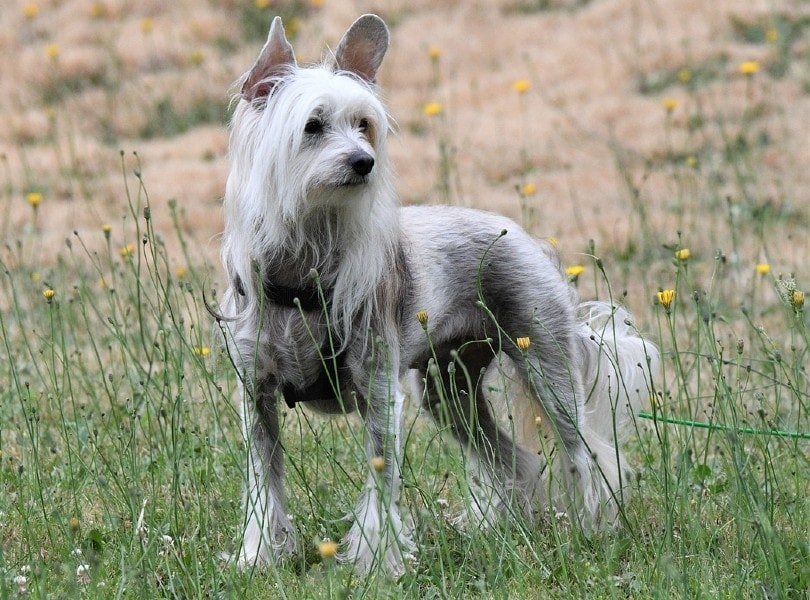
219, 14, 659, 576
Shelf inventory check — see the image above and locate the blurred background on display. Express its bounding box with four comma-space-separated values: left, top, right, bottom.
3, 0, 809, 305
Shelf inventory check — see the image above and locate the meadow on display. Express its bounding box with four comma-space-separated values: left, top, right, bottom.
1, 1, 809, 598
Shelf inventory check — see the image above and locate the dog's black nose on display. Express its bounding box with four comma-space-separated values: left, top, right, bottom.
349, 152, 374, 177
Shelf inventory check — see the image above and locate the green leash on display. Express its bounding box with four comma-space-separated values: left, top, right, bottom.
637, 412, 810, 440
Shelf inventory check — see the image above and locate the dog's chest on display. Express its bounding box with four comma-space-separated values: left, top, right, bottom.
260, 308, 353, 410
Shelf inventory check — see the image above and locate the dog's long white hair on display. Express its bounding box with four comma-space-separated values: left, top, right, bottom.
223, 61, 398, 348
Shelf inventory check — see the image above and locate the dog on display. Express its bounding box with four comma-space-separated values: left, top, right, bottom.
218, 14, 659, 577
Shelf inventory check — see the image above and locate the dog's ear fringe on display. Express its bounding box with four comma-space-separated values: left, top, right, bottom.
231, 71, 294, 110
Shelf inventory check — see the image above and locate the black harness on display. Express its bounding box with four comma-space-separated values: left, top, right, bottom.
235, 274, 349, 409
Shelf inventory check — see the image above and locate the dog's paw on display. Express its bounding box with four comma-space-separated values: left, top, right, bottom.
225, 521, 298, 570
340, 520, 416, 578
339, 491, 416, 578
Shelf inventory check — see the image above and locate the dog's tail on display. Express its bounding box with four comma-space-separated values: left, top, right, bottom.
575, 301, 659, 444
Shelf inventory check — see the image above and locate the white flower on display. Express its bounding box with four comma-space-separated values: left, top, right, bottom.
14, 574, 28, 593
76, 564, 90, 585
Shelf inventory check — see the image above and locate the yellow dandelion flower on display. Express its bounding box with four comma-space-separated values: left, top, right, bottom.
371, 456, 385, 472
22, 3, 40, 19
534, 415, 542, 426
26, 192, 43, 207
792, 290, 804, 309
318, 540, 338, 560
675, 248, 690, 261
677, 68, 692, 84
175, 266, 187, 278
755, 263, 770, 275
139, 18, 153, 33
101, 224, 112, 240
662, 98, 678, 112
188, 50, 204, 66
69, 516, 80, 532
416, 310, 428, 326
46, 44, 60, 59
423, 102, 443, 117
738, 60, 759, 76
192, 346, 211, 357
657, 289, 675, 309
310, 0, 322, 7
255, 0, 270, 8
120, 243, 136, 258
428, 45, 441, 60
548, 237, 558, 247
516, 337, 531, 351
89, 2, 106, 18
686, 155, 698, 169
43, 289, 55, 301
765, 28, 779, 43
565, 265, 585, 278
512, 79, 530, 94
286, 18, 301, 37
521, 182, 537, 196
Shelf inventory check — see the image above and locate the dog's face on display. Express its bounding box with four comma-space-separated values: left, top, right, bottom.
233, 15, 391, 213
274, 68, 386, 194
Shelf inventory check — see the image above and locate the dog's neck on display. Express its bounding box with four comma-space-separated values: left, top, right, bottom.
262, 276, 329, 311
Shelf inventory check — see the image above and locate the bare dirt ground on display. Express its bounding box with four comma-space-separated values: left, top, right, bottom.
2, 0, 809, 304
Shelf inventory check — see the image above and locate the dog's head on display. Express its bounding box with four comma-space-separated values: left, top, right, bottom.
231, 15, 391, 214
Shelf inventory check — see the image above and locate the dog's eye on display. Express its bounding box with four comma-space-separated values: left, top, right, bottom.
358, 118, 369, 132
304, 119, 323, 135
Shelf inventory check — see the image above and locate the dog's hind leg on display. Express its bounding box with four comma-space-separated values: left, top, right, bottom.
422, 342, 545, 525
236, 378, 297, 568
504, 336, 621, 530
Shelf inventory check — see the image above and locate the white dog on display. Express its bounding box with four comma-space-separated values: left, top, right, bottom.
218, 14, 659, 577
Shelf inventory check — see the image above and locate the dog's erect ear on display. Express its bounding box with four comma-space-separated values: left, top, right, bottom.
242, 16, 297, 102
333, 14, 389, 83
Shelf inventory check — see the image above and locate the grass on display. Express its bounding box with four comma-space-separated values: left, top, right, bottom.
2, 3, 810, 599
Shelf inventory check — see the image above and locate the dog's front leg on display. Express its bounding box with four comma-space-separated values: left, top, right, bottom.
237, 377, 297, 568
341, 356, 415, 577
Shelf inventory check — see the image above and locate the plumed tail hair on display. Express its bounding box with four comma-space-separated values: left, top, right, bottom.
575, 301, 660, 443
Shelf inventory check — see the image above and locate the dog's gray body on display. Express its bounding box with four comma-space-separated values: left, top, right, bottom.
220, 14, 658, 576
